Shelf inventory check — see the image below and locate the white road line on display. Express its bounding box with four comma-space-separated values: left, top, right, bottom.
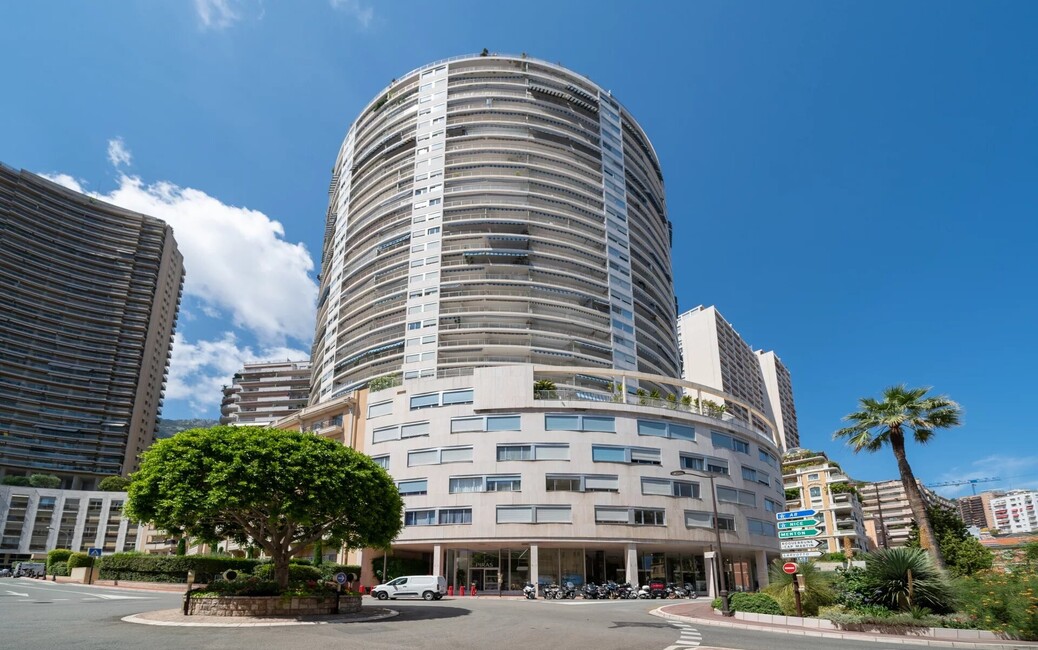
8, 581, 154, 599
5, 590, 30, 597
665, 621, 702, 649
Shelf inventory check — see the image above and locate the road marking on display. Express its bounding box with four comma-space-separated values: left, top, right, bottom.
5, 591, 30, 597
665, 621, 702, 649
9, 582, 154, 599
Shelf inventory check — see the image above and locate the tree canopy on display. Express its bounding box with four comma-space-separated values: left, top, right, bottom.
126, 426, 402, 589
98, 476, 131, 491
833, 385, 962, 570
906, 506, 992, 576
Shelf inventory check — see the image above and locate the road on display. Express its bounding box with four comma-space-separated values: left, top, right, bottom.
0, 578, 981, 650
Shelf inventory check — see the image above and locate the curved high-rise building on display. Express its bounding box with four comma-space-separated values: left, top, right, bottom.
295, 55, 784, 595
311, 54, 679, 402
0, 165, 184, 489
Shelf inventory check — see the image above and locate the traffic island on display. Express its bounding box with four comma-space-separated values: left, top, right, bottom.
123, 606, 398, 628
187, 594, 361, 617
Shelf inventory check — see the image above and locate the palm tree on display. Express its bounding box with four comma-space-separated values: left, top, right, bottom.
833, 385, 961, 571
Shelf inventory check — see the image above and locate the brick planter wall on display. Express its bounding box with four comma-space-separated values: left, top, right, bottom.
188, 594, 362, 617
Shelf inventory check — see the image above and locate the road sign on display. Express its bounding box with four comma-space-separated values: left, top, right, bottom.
776, 509, 816, 521
778, 519, 820, 529
334, 572, 348, 585
781, 551, 823, 559
782, 562, 798, 574
778, 528, 820, 538
88, 548, 102, 558
780, 539, 823, 550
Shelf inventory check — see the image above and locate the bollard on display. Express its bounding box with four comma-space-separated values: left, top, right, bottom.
459, 585, 465, 596
447, 585, 454, 597
471, 583, 477, 597
358, 585, 365, 595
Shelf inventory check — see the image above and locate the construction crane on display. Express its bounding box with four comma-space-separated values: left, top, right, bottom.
927, 477, 1001, 496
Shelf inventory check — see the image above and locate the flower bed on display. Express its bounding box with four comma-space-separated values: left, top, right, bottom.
187, 594, 361, 617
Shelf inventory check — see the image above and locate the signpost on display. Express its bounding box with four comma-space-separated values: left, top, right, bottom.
777, 519, 820, 529
778, 528, 820, 538
780, 539, 823, 550
781, 551, 823, 559
776, 510, 817, 521
782, 562, 798, 574
87, 548, 101, 585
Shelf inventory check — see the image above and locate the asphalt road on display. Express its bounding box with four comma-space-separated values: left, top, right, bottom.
0, 578, 991, 650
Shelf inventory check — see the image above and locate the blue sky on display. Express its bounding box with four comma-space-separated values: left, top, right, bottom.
2, 1, 1036, 496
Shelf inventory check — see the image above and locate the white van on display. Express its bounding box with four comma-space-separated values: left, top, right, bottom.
371, 575, 447, 601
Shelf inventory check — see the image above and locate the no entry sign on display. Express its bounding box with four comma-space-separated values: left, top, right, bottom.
782, 562, 798, 575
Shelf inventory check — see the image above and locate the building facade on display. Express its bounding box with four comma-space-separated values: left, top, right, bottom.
676, 306, 799, 452
958, 492, 998, 530
0, 165, 184, 489
0, 485, 144, 565
220, 360, 312, 426
781, 450, 870, 555
990, 490, 1038, 534
859, 479, 955, 547
309, 54, 681, 403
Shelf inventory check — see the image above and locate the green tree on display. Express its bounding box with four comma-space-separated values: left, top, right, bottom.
1024, 541, 1038, 570
859, 547, 955, 613
1, 476, 31, 486
833, 385, 961, 571
906, 506, 992, 577
763, 560, 835, 616
98, 476, 131, 491
28, 474, 62, 488
176, 538, 186, 556
126, 426, 402, 591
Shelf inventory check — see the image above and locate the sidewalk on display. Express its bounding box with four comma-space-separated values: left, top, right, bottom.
652, 601, 1038, 650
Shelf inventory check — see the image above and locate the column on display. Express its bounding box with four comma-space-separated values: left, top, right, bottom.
755, 550, 769, 589
625, 543, 638, 586
433, 544, 442, 577
704, 551, 717, 598
530, 544, 539, 595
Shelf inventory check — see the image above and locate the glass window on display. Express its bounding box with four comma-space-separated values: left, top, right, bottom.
583, 475, 619, 491
759, 449, 778, 467
408, 449, 438, 466
764, 498, 781, 513
497, 506, 534, 523
546, 476, 581, 491
449, 477, 484, 493
401, 422, 429, 438
685, 511, 713, 528
440, 447, 473, 463
373, 426, 398, 443
706, 458, 730, 475
634, 509, 665, 525
595, 507, 630, 523
809, 486, 822, 499
442, 389, 473, 405
410, 393, 439, 409
370, 455, 389, 469
673, 481, 700, 498
680, 455, 705, 471
545, 414, 580, 431
637, 420, 668, 437
368, 401, 393, 418
712, 431, 750, 454
630, 448, 661, 465
592, 446, 627, 463
748, 518, 776, 536
497, 445, 532, 461
405, 510, 436, 526
439, 508, 472, 525
670, 424, 695, 441
717, 486, 739, 503
487, 415, 521, 431
582, 416, 615, 432
808, 473, 820, 481
717, 516, 736, 531
397, 479, 428, 495
641, 478, 672, 496
451, 417, 484, 433
486, 475, 521, 492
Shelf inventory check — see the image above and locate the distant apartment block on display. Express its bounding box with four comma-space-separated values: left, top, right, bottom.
677, 306, 799, 451
220, 360, 312, 426
0, 485, 144, 564
859, 479, 955, 547
0, 165, 184, 489
990, 490, 1038, 534
958, 492, 998, 530
782, 450, 871, 555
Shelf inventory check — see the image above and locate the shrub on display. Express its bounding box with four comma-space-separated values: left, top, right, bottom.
191, 577, 281, 598
763, 560, 835, 616
830, 565, 873, 608
49, 562, 69, 576
1, 476, 31, 486
67, 552, 93, 570
98, 476, 131, 491
710, 597, 722, 610
859, 547, 955, 614
318, 563, 362, 582
954, 569, 1038, 640
819, 603, 938, 629
253, 562, 322, 583
96, 553, 262, 583
47, 548, 73, 571
28, 474, 62, 488
729, 592, 784, 615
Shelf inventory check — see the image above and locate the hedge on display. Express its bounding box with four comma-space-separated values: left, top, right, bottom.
67, 552, 93, 570
47, 549, 73, 570
729, 592, 784, 615
317, 563, 362, 582
253, 563, 322, 583
49, 562, 69, 577
96, 553, 262, 583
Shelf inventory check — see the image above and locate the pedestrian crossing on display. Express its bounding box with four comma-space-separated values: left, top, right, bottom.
662, 621, 702, 649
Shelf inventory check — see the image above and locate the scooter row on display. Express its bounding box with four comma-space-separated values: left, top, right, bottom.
523, 580, 699, 600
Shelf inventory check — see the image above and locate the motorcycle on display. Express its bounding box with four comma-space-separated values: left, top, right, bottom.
523, 583, 537, 600
686, 584, 699, 599
560, 582, 577, 599
649, 579, 667, 599
637, 584, 652, 599
582, 582, 599, 599
542, 583, 560, 600
666, 582, 688, 599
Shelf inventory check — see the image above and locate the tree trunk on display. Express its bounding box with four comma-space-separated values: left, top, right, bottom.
890, 430, 946, 571
273, 552, 290, 591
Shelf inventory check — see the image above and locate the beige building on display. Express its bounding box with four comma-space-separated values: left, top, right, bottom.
756, 351, 799, 452
781, 450, 870, 556
859, 479, 955, 547
220, 360, 312, 426
958, 492, 998, 530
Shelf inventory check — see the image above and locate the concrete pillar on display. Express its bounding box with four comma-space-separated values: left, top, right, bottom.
755, 550, 770, 589
625, 543, 638, 586
705, 551, 717, 598
433, 544, 442, 577
530, 544, 539, 595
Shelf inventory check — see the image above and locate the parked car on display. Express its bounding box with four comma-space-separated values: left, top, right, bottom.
370, 575, 447, 601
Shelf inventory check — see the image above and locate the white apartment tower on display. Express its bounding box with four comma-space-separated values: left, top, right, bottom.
220, 360, 312, 427
990, 490, 1038, 534
302, 54, 785, 595
676, 306, 799, 451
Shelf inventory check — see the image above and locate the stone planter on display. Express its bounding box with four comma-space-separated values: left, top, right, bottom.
188, 594, 362, 617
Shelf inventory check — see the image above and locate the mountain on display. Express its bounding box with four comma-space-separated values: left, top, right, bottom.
156, 418, 219, 439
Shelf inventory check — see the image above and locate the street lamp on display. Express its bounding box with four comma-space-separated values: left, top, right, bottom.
48, 526, 72, 549
671, 469, 733, 616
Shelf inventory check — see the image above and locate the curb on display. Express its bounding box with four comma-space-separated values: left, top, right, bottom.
649, 607, 1036, 650
122, 608, 399, 628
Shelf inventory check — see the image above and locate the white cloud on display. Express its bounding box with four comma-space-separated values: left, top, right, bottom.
166, 332, 309, 414
107, 137, 132, 168
932, 455, 1038, 497
195, 0, 241, 30
330, 0, 374, 28
41, 173, 86, 193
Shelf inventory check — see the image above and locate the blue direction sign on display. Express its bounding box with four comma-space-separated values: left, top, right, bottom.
776, 509, 817, 521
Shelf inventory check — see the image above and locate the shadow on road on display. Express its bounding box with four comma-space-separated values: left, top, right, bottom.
341, 603, 472, 624
608, 621, 674, 629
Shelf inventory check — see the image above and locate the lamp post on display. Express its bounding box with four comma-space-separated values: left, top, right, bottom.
48, 527, 72, 549
671, 469, 733, 616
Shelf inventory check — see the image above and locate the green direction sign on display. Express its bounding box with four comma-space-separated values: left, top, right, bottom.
777, 519, 820, 529
778, 528, 820, 538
